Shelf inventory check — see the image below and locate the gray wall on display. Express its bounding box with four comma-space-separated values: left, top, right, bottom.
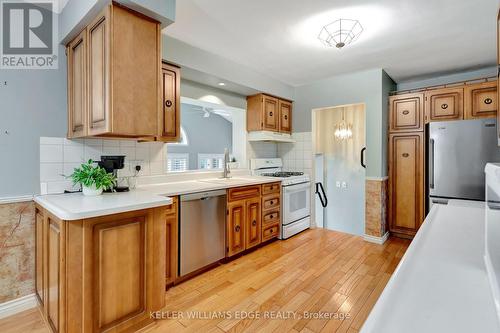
0, 45, 68, 198
381, 71, 397, 175
168, 104, 232, 169
397, 66, 497, 91
293, 68, 387, 178
163, 35, 294, 100
181, 79, 247, 109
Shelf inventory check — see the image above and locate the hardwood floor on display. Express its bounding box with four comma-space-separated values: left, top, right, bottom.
0, 229, 410, 333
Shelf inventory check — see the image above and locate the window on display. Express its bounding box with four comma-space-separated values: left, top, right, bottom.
198, 154, 225, 170
167, 153, 189, 172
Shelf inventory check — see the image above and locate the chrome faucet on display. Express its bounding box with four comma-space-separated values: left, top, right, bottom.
223, 148, 231, 179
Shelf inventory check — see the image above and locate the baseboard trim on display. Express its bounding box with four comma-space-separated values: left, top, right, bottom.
0, 293, 37, 319
363, 232, 389, 245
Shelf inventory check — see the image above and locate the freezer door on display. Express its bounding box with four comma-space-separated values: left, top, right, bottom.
429, 119, 500, 201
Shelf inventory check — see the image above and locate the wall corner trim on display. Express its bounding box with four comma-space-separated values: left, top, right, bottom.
0, 293, 38, 319
0, 195, 34, 205
363, 232, 389, 245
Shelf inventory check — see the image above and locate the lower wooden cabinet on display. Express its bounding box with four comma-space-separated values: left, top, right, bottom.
34, 205, 167, 333
227, 201, 247, 256
226, 183, 281, 257
388, 133, 425, 237
165, 197, 178, 286
245, 197, 262, 249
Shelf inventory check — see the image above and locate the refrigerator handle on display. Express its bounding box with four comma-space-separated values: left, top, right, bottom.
429, 139, 435, 189
360, 147, 366, 169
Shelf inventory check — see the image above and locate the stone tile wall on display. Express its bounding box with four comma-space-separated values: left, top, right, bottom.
365, 178, 388, 237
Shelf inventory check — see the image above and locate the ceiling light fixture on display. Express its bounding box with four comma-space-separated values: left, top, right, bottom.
318, 19, 363, 49
218, 82, 226, 86
334, 110, 353, 141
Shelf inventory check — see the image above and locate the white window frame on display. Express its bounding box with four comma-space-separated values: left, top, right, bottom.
167, 153, 189, 173
198, 153, 225, 170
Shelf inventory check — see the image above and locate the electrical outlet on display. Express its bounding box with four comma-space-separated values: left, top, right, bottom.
336, 181, 341, 188
341, 181, 347, 189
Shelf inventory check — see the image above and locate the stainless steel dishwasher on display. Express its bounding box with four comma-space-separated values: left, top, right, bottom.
180, 190, 226, 276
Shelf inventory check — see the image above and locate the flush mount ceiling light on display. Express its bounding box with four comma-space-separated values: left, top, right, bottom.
318, 19, 363, 49
218, 82, 226, 86
334, 110, 353, 141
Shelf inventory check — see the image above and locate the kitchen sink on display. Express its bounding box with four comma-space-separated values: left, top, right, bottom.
197, 177, 253, 185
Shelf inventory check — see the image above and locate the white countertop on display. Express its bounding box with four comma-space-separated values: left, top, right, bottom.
361, 200, 500, 333
137, 175, 280, 197
35, 176, 281, 220
34, 189, 173, 220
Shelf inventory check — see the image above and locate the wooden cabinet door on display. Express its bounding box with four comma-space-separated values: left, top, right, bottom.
389, 93, 424, 132
279, 100, 292, 133
35, 207, 45, 306
263, 96, 279, 131
47, 217, 61, 333
165, 198, 178, 286
160, 62, 180, 141
245, 198, 261, 249
464, 81, 497, 119
87, 6, 110, 136
389, 133, 424, 236
425, 88, 464, 122
67, 29, 87, 138
227, 202, 246, 256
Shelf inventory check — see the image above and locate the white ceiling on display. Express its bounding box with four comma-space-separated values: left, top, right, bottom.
163, 0, 498, 86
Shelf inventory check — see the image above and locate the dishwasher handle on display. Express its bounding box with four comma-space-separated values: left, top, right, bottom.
181, 189, 227, 202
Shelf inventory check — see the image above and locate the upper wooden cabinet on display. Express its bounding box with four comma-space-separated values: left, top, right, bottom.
279, 100, 292, 133
159, 62, 181, 142
389, 93, 424, 132
67, 3, 162, 139
67, 29, 87, 138
247, 93, 293, 133
425, 87, 464, 122
464, 81, 497, 119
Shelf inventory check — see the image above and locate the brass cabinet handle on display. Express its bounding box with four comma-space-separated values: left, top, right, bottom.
270, 200, 274, 205
252, 220, 256, 226
269, 214, 274, 219
441, 104, 448, 110
402, 153, 410, 158
402, 110, 410, 115
284, 115, 288, 120
165, 100, 172, 107
235, 225, 240, 232
485, 98, 493, 105
269, 111, 273, 116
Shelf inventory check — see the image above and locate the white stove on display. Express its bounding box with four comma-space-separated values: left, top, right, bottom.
250, 158, 311, 239
250, 158, 310, 186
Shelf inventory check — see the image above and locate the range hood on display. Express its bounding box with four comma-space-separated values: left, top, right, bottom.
247, 131, 295, 143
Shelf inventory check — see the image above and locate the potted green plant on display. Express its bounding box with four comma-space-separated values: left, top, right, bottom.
69, 160, 116, 196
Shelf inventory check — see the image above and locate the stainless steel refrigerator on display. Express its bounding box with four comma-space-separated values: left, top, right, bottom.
428, 118, 500, 207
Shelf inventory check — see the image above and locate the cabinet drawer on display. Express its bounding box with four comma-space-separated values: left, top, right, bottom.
262, 223, 280, 241
262, 182, 281, 195
263, 210, 280, 225
228, 185, 261, 202
165, 196, 178, 215
262, 194, 280, 211
389, 93, 424, 132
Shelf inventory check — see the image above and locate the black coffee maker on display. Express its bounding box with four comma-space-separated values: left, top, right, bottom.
98, 155, 129, 192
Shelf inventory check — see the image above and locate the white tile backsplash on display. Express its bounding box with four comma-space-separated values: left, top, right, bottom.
40, 137, 168, 194
278, 131, 313, 176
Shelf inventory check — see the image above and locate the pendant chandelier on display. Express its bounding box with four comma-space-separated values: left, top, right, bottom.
334, 110, 353, 141
318, 19, 363, 49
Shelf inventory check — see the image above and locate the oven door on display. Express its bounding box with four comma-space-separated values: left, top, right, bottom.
283, 182, 311, 225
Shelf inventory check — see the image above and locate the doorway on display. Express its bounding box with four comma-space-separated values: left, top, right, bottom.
312, 103, 366, 235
